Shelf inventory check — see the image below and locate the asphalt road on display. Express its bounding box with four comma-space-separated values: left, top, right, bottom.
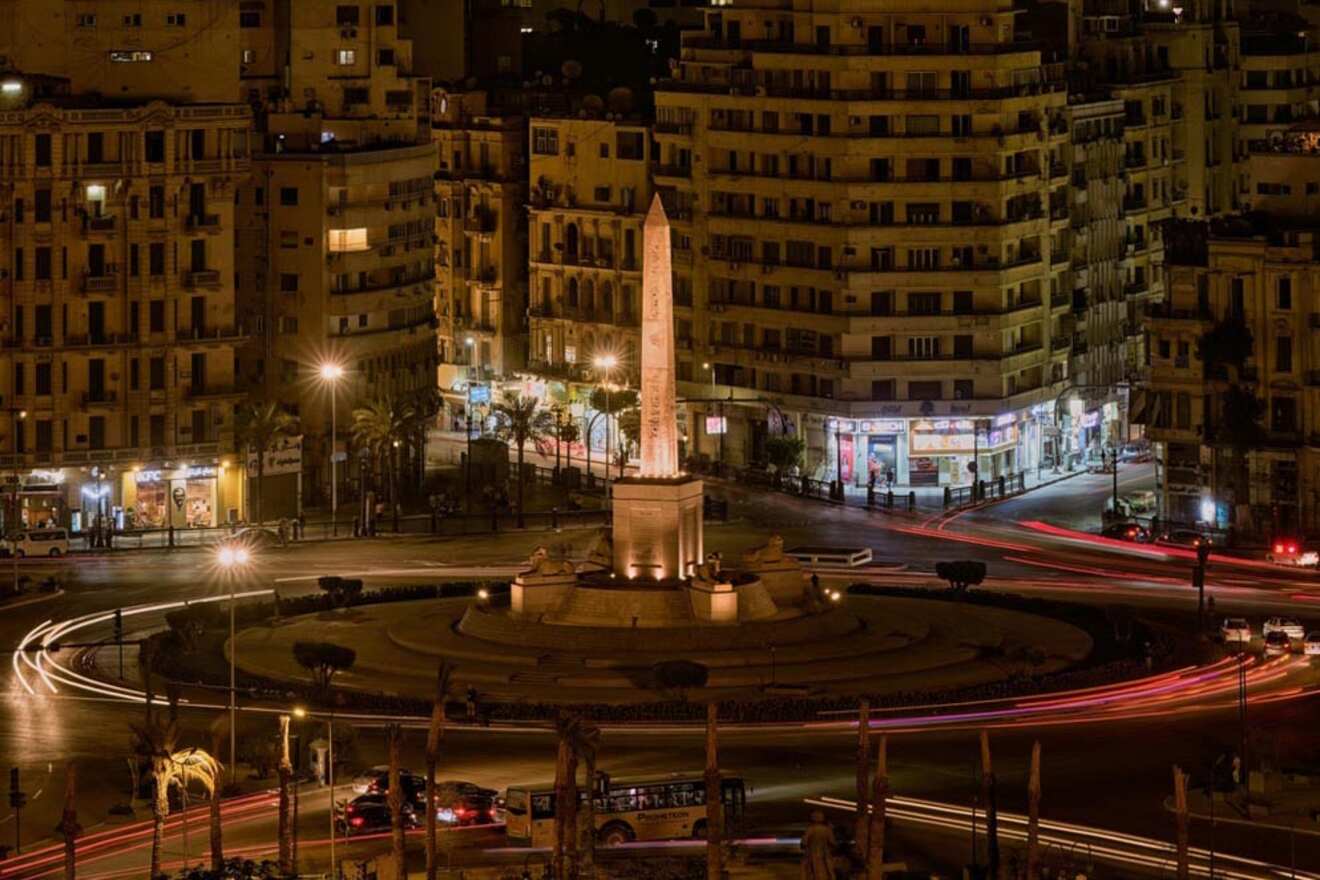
1, 465, 1318, 877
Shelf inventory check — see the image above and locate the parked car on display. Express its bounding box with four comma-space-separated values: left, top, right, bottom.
1157, 529, 1212, 548
1220, 618, 1252, 644
1303, 633, 1320, 656
1264, 630, 1293, 656
1101, 522, 1149, 542
1263, 617, 1306, 641
3, 529, 70, 558
337, 794, 419, 836
1118, 443, 1154, 464
352, 765, 412, 795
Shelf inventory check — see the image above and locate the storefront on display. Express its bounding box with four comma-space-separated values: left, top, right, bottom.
827, 414, 1022, 488
120, 462, 244, 530
2, 469, 72, 530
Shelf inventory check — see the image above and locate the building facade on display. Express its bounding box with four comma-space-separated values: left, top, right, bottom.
1146, 218, 1320, 534
654, 0, 1071, 488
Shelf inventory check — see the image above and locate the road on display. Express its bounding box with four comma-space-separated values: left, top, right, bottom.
1, 464, 1318, 877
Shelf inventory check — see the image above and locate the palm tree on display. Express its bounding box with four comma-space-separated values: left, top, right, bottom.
553, 713, 582, 880
854, 699, 870, 854
208, 723, 228, 873
866, 736, 887, 880
1026, 741, 1041, 880
277, 714, 294, 876
574, 722, 602, 875
130, 710, 221, 880
235, 401, 297, 524
491, 392, 554, 528
979, 731, 999, 878
352, 395, 414, 531
426, 663, 453, 880
388, 724, 406, 877
406, 388, 445, 487
58, 763, 79, 880
704, 702, 722, 880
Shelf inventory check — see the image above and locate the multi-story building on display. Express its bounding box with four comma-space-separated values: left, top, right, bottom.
235, 0, 437, 507
432, 88, 528, 397
1237, 18, 1320, 217
1145, 216, 1320, 534
527, 115, 651, 389
0, 1, 252, 531
654, 0, 1071, 488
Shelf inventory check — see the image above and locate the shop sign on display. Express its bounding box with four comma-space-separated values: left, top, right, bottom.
186, 466, 217, 479
136, 470, 164, 484
860, 420, 905, 434
468, 384, 491, 404
247, 435, 303, 477
27, 469, 66, 485
705, 415, 727, 435
995, 413, 1015, 427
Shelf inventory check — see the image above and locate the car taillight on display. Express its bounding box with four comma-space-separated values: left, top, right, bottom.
350, 817, 365, 827
1275, 542, 1284, 554
1288, 543, 1298, 554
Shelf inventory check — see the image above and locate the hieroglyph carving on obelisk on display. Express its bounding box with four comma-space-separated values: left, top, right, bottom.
639, 195, 680, 479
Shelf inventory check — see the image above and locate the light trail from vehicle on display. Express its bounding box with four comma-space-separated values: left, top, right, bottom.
807, 794, 1319, 880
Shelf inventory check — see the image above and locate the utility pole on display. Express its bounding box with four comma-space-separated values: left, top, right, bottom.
1194, 541, 1210, 632
1111, 445, 1120, 514
113, 608, 124, 679
9, 766, 25, 855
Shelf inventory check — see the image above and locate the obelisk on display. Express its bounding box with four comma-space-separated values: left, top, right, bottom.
640, 195, 680, 478
610, 194, 704, 581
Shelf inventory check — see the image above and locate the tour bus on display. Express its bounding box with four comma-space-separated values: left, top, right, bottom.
504, 772, 746, 847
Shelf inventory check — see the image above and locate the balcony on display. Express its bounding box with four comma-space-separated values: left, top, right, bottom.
1125, 279, 1150, 296
186, 214, 222, 232
1306, 370, 1320, 386
654, 164, 692, 179
81, 391, 118, 406
80, 273, 117, 293
176, 325, 246, 342
185, 384, 240, 399
680, 35, 1042, 57
82, 215, 117, 234
184, 270, 221, 288
463, 211, 496, 234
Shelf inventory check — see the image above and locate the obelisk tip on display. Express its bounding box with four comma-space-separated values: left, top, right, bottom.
645, 194, 669, 228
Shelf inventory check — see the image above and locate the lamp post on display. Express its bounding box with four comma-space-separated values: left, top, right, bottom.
216, 543, 251, 785
6, 408, 26, 592
318, 363, 344, 536
593, 354, 618, 493
703, 362, 724, 471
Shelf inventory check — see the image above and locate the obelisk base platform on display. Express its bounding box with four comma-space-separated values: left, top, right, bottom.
611, 476, 704, 581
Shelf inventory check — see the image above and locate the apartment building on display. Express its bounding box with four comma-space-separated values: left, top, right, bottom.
1237, 19, 1320, 217
654, 0, 1070, 488
235, 0, 438, 505
527, 115, 652, 390
1145, 216, 1320, 534
432, 88, 529, 398
0, 2, 251, 531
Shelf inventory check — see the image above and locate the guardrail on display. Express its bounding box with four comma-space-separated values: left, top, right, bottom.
943, 472, 1029, 509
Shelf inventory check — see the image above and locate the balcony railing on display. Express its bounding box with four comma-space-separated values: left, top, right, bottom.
184, 269, 221, 288
186, 214, 221, 231
80, 273, 117, 293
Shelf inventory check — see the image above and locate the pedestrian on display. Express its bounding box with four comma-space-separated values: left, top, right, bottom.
800, 808, 837, 880
466, 686, 478, 723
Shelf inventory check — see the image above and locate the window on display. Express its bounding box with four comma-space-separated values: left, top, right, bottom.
242, 49, 256, 63
908, 292, 940, 315
954, 379, 974, 400
1276, 336, 1293, 373
909, 380, 942, 400
145, 131, 165, 163
280, 316, 299, 334
34, 134, 51, 167
280, 273, 299, 292
871, 336, 891, 359
336, 49, 357, 66
1271, 396, 1297, 432
532, 127, 559, 155
871, 380, 895, 401
953, 290, 973, 314
109, 50, 154, 62
240, 10, 261, 26
279, 187, 299, 206
34, 247, 51, 280
329, 228, 369, 252
599, 142, 610, 158
149, 242, 165, 276
1277, 277, 1292, 310
149, 357, 165, 390
375, 4, 395, 24
149, 300, 165, 333
35, 363, 51, 396
166, 12, 186, 26
908, 248, 940, 270
11, 248, 20, 281
77, 13, 96, 26
593, 186, 612, 202
908, 336, 940, 358
123, 13, 142, 26
337, 5, 361, 25
377, 48, 395, 66
617, 131, 645, 160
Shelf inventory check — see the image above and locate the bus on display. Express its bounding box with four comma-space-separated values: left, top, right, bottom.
504, 772, 746, 848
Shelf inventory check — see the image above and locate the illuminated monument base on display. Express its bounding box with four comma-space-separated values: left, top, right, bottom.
610, 476, 704, 581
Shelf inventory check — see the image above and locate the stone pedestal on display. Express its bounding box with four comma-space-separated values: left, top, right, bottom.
611, 476, 704, 580
740, 535, 808, 606
511, 550, 578, 618
687, 579, 738, 624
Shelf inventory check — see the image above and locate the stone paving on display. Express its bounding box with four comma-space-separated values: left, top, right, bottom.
232, 594, 1092, 705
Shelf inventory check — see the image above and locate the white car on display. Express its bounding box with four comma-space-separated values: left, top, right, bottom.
1220, 618, 1252, 643
4, 528, 70, 558
351, 765, 394, 795
1304, 633, 1320, 656
1263, 617, 1305, 641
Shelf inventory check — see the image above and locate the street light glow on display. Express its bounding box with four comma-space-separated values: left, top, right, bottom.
319, 362, 344, 381
593, 353, 618, 371
465, 336, 476, 347
217, 545, 251, 567
291, 706, 308, 719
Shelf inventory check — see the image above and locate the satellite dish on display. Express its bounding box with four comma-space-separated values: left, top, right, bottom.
562, 59, 583, 80
582, 94, 605, 115
607, 86, 633, 114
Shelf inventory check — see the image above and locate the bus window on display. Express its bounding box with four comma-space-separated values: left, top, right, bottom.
532, 793, 555, 820
668, 781, 704, 807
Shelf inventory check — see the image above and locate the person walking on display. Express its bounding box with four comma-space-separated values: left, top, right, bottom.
801, 809, 837, 880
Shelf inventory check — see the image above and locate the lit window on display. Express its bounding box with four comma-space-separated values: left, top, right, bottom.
86, 184, 107, 205
242, 49, 256, 64
1, 81, 21, 95
109, 50, 154, 63
328, 228, 370, 252
336, 49, 357, 66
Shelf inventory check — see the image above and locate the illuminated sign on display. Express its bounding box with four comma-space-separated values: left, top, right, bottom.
705, 415, 727, 435
186, 466, 217, 479
135, 470, 163, 484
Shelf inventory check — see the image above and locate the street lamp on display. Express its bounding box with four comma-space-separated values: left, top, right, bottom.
291, 704, 339, 875
216, 542, 252, 785
701, 362, 724, 470
318, 363, 344, 536
6, 408, 26, 593
593, 354, 619, 492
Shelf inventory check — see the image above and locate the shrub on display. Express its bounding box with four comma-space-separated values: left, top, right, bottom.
292, 641, 357, 691
935, 560, 987, 593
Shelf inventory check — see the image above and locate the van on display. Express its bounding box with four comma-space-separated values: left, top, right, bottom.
6, 529, 70, 558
